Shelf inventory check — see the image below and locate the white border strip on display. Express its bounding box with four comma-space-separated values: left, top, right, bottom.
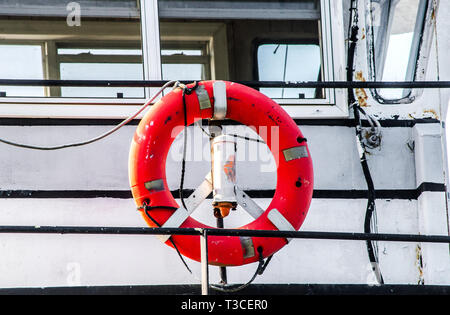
267, 208, 296, 242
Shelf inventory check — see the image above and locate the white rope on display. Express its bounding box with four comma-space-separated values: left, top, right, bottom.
0, 80, 179, 150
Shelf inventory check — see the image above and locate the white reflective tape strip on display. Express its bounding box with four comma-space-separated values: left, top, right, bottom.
267, 208, 295, 243
235, 186, 264, 219
213, 81, 227, 120
157, 174, 213, 243
156, 209, 190, 243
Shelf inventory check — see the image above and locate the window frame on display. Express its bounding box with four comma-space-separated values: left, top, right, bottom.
281, 0, 347, 118
0, 0, 156, 118
0, 40, 47, 96
365, 0, 435, 104
0, 0, 348, 119
55, 42, 144, 98
159, 21, 230, 82
161, 41, 212, 81
253, 38, 325, 102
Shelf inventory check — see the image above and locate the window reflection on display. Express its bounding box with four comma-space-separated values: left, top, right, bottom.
369, 0, 428, 101
257, 43, 322, 99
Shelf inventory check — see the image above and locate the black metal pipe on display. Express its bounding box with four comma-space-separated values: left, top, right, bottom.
0, 225, 199, 236
0, 79, 450, 89
206, 229, 450, 244
0, 225, 448, 244
216, 217, 228, 285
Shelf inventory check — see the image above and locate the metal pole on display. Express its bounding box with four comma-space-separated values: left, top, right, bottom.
0, 79, 450, 89
200, 229, 209, 295
209, 118, 228, 285
216, 217, 228, 285
0, 225, 448, 244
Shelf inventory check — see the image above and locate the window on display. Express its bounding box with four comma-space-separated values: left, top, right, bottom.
367, 0, 434, 103
0, 44, 45, 97
161, 42, 211, 81
57, 46, 144, 98
256, 41, 323, 100
157, 0, 347, 117
159, 21, 230, 83
0, 0, 347, 119
0, 0, 145, 100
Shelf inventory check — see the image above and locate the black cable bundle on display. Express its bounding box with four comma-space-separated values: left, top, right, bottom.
347, 0, 384, 285
179, 82, 199, 211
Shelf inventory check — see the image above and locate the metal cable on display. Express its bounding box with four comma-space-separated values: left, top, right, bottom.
179, 82, 199, 211
210, 247, 272, 293
347, 0, 384, 285
0, 80, 178, 150
142, 204, 193, 274
143, 203, 272, 292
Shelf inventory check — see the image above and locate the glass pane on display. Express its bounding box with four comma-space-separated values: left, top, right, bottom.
370, 0, 426, 100
0, 0, 144, 98
257, 43, 321, 99
0, 44, 45, 97
162, 64, 205, 81
381, 32, 415, 99
60, 63, 144, 98
161, 42, 209, 81
158, 0, 322, 102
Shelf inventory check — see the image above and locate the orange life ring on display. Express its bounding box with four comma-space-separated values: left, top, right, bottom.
129, 80, 313, 266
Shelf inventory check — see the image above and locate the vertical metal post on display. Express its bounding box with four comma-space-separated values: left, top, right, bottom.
216, 217, 228, 285
209, 119, 228, 286
200, 229, 209, 295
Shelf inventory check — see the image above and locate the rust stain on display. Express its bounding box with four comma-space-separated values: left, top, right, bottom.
355, 71, 369, 107
355, 88, 369, 107
416, 245, 425, 285
423, 109, 439, 120
355, 71, 364, 82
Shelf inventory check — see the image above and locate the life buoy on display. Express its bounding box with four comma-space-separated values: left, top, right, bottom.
129, 80, 313, 266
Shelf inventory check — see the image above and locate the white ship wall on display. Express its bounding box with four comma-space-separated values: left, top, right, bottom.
0, 120, 447, 288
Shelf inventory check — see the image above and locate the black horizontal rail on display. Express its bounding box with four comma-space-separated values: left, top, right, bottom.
0, 79, 450, 89
0, 225, 449, 244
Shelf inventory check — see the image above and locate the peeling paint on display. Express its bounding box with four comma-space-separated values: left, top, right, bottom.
422, 109, 439, 120
416, 245, 425, 285
408, 109, 440, 120
355, 71, 369, 107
